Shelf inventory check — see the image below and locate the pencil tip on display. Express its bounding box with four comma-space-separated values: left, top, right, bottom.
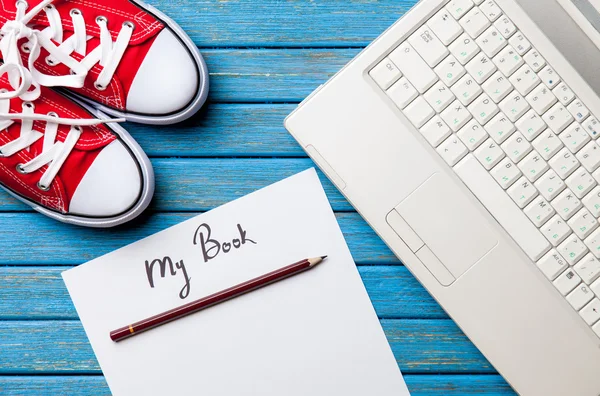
308, 256, 328, 266
321, 255, 328, 259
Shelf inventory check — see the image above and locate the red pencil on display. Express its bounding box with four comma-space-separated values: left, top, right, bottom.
110, 256, 327, 342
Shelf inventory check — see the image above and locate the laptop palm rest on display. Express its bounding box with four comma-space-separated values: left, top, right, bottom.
390, 172, 499, 284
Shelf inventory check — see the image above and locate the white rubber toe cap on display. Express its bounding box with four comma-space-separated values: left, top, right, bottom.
126, 29, 199, 115
69, 141, 142, 217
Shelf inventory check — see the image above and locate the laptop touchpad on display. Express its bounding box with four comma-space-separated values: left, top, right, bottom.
396, 173, 498, 279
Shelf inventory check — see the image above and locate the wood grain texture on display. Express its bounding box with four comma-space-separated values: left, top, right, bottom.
0, 375, 515, 395
0, 212, 397, 265
0, 320, 493, 374
0, 266, 445, 320
149, 0, 416, 47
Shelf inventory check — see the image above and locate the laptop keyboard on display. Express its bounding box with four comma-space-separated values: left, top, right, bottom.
369, 0, 600, 338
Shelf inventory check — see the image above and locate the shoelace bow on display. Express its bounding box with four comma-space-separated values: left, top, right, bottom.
0, 0, 130, 191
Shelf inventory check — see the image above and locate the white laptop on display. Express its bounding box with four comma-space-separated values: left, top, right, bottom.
284, 1, 600, 395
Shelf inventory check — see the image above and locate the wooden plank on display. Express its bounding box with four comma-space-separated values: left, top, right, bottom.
0, 266, 444, 320
0, 375, 515, 395
202, 49, 359, 102
0, 320, 493, 374
0, 159, 354, 212
149, 0, 416, 47
0, 212, 397, 265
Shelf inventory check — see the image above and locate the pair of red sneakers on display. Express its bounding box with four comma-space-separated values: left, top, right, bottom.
0, 0, 208, 227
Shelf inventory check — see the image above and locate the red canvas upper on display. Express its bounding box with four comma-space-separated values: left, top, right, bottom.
0, 0, 164, 111
0, 76, 116, 212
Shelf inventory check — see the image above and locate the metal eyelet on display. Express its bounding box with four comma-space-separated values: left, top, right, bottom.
0, 88, 8, 94
47, 111, 58, 118
123, 21, 135, 30
22, 102, 34, 110
69, 69, 76, 75
96, 15, 107, 24
0, 150, 5, 157
70, 8, 81, 16
45, 56, 56, 66
15, 164, 26, 174
20, 43, 30, 53
73, 125, 82, 132
37, 182, 50, 191
94, 82, 106, 91
15, 0, 28, 10
44, 4, 54, 11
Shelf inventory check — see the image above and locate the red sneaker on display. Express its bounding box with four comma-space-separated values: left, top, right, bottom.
0, 0, 209, 125
0, 76, 154, 227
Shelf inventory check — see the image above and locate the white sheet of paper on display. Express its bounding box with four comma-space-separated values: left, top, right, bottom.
63, 169, 409, 396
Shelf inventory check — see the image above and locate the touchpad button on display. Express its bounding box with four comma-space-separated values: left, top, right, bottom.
396, 173, 498, 278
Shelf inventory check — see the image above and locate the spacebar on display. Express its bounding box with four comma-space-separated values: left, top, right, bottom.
454, 154, 551, 261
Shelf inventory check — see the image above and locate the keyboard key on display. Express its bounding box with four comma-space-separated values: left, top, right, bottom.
369, 57, 402, 90
568, 209, 599, 239
524, 49, 546, 72
579, 298, 600, 325
583, 186, 600, 217
441, 100, 473, 131
543, 103, 574, 134
466, 53, 497, 84
457, 119, 488, 150
424, 81, 455, 112
576, 142, 600, 172
532, 130, 563, 160
566, 169, 596, 198
408, 25, 449, 67
567, 283, 595, 310
559, 123, 590, 153
525, 196, 555, 227
553, 268, 581, 295
518, 151, 548, 182
454, 154, 550, 260
493, 45, 523, 76
460, 8, 491, 38
535, 170, 566, 201
549, 148, 580, 179
475, 138, 505, 169
516, 110, 546, 141
538, 65, 561, 89
526, 84, 557, 115
490, 158, 521, 188
500, 92, 530, 122
594, 322, 600, 338
592, 277, 600, 296
509, 32, 531, 55
507, 176, 538, 208
434, 55, 467, 87
537, 249, 568, 280
552, 188, 582, 220
585, 228, 600, 258
388, 77, 418, 109
567, 99, 590, 124
583, 117, 600, 140
449, 33, 480, 64
451, 74, 483, 105
476, 26, 506, 57
468, 93, 498, 124
404, 96, 435, 127
502, 131, 531, 162
553, 82, 575, 106
486, 113, 515, 143
428, 9, 464, 46
420, 116, 452, 146
494, 15, 516, 38
482, 71, 513, 103
509, 64, 540, 95
574, 254, 600, 285
446, 0, 474, 19
479, 0, 502, 21
559, 234, 589, 265
390, 42, 439, 93
437, 135, 469, 165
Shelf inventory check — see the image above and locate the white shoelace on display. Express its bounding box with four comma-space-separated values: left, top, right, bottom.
0, 0, 129, 192
1, 0, 134, 99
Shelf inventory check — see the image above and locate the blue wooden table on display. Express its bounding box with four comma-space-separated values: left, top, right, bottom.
0, 1, 519, 394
